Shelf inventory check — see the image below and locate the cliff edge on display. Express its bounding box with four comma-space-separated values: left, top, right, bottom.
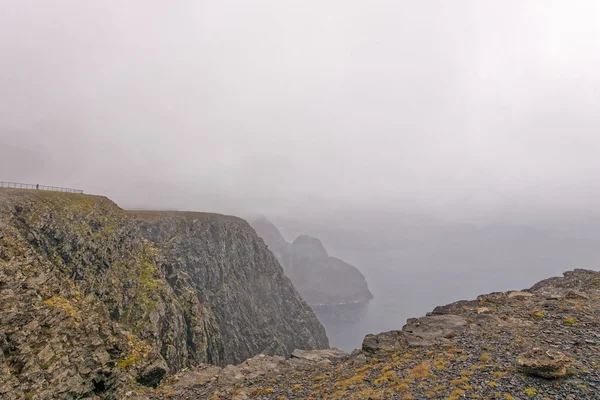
0, 190, 327, 399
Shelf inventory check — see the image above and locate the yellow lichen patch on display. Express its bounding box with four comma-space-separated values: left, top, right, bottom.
43, 296, 79, 318
524, 387, 537, 397
374, 370, 396, 386
564, 316, 577, 325
480, 352, 492, 363
292, 384, 302, 392
396, 382, 410, 392
116, 331, 152, 370
433, 357, 448, 370
493, 371, 507, 378
250, 388, 274, 396
348, 387, 386, 400
531, 310, 547, 318
489, 381, 499, 388
334, 372, 367, 391
432, 385, 446, 394
407, 361, 431, 379
450, 377, 469, 386
447, 388, 466, 400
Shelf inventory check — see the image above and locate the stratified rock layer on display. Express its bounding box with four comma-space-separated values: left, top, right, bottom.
0, 190, 327, 399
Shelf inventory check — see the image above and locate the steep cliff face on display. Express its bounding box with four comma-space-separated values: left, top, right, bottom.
251, 217, 373, 306
133, 211, 328, 365
0, 190, 327, 399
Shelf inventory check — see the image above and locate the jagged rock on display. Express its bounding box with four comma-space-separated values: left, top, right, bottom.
402, 315, 467, 346
217, 365, 245, 385
351, 353, 367, 366
136, 363, 167, 387
362, 330, 406, 355
172, 365, 222, 389
251, 217, 373, 306
517, 348, 569, 378
565, 290, 590, 300
475, 313, 501, 327
238, 354, 285, 379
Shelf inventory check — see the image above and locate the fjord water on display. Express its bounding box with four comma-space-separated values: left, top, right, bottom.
278, 214, 600, 352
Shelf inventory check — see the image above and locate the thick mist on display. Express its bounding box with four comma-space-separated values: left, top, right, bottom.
2, 1, 600, 349
2, 1, 600, 218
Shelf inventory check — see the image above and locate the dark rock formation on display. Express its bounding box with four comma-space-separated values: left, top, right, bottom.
251, 217, 373, 306
132, 211, 328, 365
0, 190, 327, 399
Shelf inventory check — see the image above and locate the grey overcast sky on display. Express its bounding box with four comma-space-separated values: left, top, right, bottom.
1, 1, 600, 217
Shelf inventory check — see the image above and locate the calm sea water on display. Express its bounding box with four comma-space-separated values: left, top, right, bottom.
314, 257, 575, 352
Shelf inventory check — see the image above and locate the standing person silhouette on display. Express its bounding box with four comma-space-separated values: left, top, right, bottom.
36, 183, 39, 190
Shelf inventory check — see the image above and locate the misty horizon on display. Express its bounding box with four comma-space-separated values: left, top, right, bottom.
2, 1, 600, 223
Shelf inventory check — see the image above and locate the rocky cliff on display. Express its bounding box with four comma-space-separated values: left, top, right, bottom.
157, 269, 600, 400
0, 190, 327, 399
251, 217, 373, 306
132, 211, 328, 365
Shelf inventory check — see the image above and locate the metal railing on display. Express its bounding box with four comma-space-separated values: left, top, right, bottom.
0, 181, 83, 194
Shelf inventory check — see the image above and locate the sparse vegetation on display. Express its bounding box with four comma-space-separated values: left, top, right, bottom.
531, 310, 547, 318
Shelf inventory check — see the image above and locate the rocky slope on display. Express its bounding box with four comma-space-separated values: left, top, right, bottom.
0, 190, 327, 399
156, 269, 600, 400
251, 217, 373, 306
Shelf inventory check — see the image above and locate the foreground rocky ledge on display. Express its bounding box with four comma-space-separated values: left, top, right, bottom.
150, 269, 600, 399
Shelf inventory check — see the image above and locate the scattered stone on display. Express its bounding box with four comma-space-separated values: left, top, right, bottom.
352, 353, 367, 366
291, 348, 347, 363
172, 365, 222, 388
565, 291, 590, 300
402, 314, 467, 346
517, 348, 569, 379
217, 365, 245, 385
362, 330, 406, 354
232, 390, 249, 400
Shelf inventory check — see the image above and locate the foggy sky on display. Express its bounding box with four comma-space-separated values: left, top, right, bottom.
2, 1, 600, 218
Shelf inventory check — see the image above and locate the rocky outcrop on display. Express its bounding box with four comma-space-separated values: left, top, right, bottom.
132, 211, 328, 365
158, 269, 600, 400
158, 349, 348, 399
251, 217, 373, 306
0, 190, 327, 399
517, 348, 569, 379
